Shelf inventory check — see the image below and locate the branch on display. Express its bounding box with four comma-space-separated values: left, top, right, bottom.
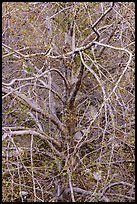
2, 43, 27, 58
3, 46, 30, 58
102, 181, 134, 195
67, 168, 75, 202
67, 63, 84, 106
93, 41, 133, 100
64, 187, 92, 196
92, 2, 114, 28
2, 42, 52, 59
2, 70, 64, 103
81, 2, 115, 46
50, 68, 70, 90
2, 128, 60, 146
2, 87, 68, 136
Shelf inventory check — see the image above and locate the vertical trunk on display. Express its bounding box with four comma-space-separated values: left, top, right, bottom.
66, 60, 84, 146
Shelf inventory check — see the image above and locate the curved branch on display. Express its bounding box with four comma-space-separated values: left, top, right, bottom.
37, 80, 64, 103
93, 41, 133, 100
49, 68, 70, 90
102, 181, 134, 195
2, 82, 63, 104
2, 87, 68, 137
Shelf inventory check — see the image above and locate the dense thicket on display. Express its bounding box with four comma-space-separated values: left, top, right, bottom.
2, 2, 135, 202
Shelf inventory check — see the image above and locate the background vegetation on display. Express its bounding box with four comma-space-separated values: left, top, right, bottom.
2, 2, 135, 202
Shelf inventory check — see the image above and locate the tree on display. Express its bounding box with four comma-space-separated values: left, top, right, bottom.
2, 2, 135, 202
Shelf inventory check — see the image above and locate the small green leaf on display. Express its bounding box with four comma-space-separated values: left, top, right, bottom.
25, 66, 32, 72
